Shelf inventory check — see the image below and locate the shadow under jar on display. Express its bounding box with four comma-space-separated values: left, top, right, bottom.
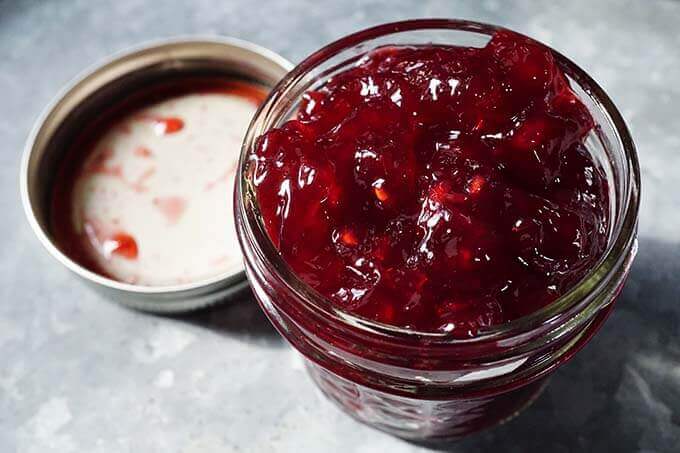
235, 19, 640, 439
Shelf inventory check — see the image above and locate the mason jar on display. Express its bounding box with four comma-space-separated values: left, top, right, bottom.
235, 19, 640, 439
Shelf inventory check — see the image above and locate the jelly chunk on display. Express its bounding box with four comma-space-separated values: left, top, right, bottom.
104, 233, 138, 260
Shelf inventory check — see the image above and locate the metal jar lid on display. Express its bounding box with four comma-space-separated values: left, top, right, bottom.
20, 37, 293, 313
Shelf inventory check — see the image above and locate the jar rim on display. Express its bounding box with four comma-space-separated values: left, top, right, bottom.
236, 18, 640, 345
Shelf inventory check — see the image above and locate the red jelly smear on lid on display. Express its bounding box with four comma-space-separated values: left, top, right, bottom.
103, 232, 139, 260
152, 117, 184, 135
250, 31, 609, 336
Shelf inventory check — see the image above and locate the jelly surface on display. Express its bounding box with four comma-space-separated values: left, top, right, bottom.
250, 31, 609, 336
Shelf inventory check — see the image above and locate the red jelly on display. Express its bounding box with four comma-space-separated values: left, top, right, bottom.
103, 232, 139, 259
251, 30, 609, 336
151, 116, 185, 135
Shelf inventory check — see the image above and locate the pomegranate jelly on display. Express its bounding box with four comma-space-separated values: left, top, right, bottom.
250, 31, 609, 336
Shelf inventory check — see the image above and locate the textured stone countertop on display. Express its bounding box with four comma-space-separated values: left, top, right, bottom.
1, 0, 678, 451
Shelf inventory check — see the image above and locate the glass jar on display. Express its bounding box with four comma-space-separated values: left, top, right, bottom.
235, 19, 640, 439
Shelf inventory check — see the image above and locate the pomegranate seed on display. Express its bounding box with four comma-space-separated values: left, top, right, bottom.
467, 175, 486, 195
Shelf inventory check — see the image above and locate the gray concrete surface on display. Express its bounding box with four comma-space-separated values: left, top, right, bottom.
1, 0, 679, 451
